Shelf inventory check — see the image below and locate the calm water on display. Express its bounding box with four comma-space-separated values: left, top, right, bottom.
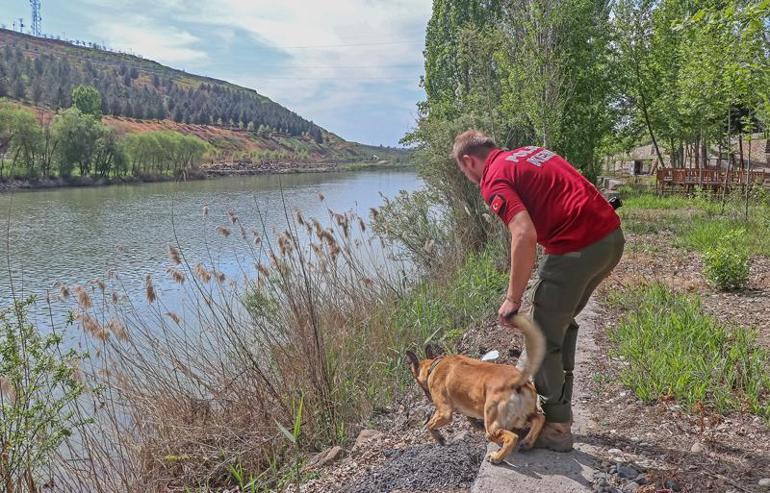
0, 169, 421, 327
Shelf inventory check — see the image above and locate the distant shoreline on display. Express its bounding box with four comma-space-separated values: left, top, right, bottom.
0, 161, 415, 194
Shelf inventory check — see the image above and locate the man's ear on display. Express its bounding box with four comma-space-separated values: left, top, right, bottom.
405, 350, 420, 378
461, 154, 473, 170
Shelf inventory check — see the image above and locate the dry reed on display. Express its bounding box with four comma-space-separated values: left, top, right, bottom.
75, 286, 92, 310
168, 245, 182, 265
44, 202, 426, 492
145, 274, 156, 303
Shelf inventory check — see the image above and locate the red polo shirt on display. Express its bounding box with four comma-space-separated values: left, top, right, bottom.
480, 147, 620, 255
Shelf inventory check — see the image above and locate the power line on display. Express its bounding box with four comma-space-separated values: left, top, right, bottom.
243, 63, 423, 69
254, 40, 422, 50
249, 76, 420, 81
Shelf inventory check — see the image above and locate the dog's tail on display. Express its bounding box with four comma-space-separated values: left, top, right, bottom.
508, 313, 545, 387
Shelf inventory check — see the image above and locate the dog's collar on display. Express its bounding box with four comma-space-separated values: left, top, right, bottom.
419, 356, 445, 405
426, 356, 445, 381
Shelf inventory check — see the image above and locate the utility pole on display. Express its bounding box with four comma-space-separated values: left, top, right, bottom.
17, 18, 25, 33
30, 0, 42, 36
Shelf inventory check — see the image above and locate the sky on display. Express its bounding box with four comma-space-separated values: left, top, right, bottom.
0, 0, 433, 146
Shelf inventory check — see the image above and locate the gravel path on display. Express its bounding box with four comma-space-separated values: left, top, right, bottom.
342, 433, 486, 493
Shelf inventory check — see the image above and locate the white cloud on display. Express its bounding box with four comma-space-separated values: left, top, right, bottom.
188, 0, 430, 74
182, 0, 431, 143
74, 0, 432, 144
87, 14, 208, 65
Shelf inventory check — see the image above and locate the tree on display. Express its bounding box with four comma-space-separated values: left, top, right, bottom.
423, 0, 503, 120
122, 130, 207, 176
8, 107, 43, 177
93, 129, 123, 178
71, 85, 102, 118
13, 79, 24, 99
52, 108, 103, 177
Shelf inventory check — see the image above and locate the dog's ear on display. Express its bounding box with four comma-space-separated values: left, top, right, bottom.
405, 350, 420, 378
424, 343, 444, 360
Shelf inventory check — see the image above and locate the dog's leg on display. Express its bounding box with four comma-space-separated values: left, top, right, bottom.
485, 426, 519, 464
519, 412, 546, 450
484, 401, 519, 464
425, 394, 453, 445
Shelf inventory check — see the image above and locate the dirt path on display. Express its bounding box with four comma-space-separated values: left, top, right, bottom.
471, 299, 603, 493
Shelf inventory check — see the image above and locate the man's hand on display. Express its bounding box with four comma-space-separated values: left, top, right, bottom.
498, 297, 521, 326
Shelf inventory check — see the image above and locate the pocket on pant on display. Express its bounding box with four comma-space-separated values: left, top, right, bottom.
526, 279, 542, 307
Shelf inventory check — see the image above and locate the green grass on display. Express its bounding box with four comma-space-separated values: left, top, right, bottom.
619, 191, 770, 257
607, 283, 770, 419
679, 217, 770, 257
391, 246, 507, 347
362, 246, 507, 400
622, 193, 707, 210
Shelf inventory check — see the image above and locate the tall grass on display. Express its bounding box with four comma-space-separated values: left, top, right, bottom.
5, 191, 506, 491
607, 283, 770, 419
391, 248, 507, 348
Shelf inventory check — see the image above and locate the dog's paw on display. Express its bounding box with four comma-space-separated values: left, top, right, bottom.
486, 452, 503, 464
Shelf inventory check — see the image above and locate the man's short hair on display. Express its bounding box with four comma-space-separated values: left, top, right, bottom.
451, 130, 496, 163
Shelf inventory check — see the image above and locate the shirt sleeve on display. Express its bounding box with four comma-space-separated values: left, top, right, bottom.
483, 177, 526, 225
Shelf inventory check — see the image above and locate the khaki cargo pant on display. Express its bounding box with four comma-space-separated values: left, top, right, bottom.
531, 227, 625, 423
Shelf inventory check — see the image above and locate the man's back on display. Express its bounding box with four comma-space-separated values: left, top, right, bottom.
480, 146, 619, 254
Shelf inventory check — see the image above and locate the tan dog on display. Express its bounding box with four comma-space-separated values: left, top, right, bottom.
406, 314, 546, 464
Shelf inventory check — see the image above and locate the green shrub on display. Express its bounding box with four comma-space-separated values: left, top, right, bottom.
702, 231, 750, 291
0, 298, 91, 490
372, 189, 452, 272
608, 283, 770, 418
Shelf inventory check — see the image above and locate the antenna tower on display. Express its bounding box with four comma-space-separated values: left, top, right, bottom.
30, 0, 41, 36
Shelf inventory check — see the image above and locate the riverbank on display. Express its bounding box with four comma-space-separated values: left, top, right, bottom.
0, 160, 414, 193
0, 172, 206, 193
299, 191, 770, 493
201, 159, 414, 176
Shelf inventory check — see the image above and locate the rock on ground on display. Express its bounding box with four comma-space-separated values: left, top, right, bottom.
305, 446, 345, 470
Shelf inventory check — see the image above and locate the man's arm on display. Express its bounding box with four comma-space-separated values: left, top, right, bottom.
498, 209, 537, 323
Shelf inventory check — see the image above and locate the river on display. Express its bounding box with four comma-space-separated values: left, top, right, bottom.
0, 168, 422, 329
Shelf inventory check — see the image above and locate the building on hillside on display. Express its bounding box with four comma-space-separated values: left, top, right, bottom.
605, 143, 667, 176
607, 136, 769, 176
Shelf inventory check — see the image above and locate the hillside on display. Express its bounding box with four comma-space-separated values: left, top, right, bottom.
0, 29, 409, 167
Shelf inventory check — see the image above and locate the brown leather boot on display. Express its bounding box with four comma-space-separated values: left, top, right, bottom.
533, 422, 574, 452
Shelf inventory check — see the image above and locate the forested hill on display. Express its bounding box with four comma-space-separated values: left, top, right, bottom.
0, 28, 323, 141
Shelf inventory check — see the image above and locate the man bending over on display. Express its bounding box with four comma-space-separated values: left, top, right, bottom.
452, 130, 624, 451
